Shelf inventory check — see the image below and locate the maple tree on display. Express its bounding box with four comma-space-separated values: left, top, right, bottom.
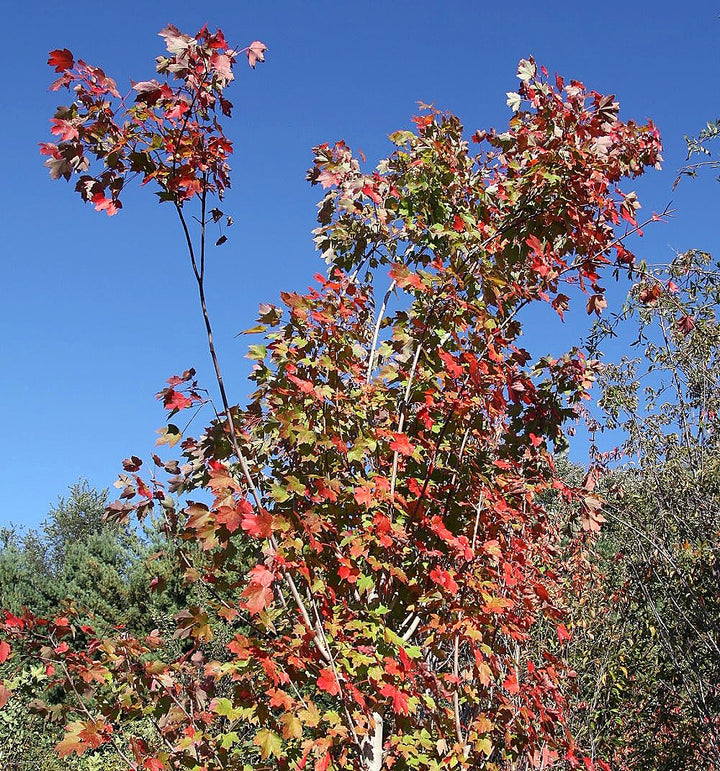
0, 25, 664, 771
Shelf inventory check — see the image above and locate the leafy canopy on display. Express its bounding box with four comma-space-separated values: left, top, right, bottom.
1, 29, 663, 771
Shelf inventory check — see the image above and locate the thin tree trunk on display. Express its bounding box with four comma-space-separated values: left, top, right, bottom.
361, 711, 384, 771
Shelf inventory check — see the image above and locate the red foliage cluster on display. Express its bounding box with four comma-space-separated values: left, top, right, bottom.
40, 25, 265, 214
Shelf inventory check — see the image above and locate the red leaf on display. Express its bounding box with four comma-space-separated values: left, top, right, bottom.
379, 683, 410, 715
389, 433, 414, 456
438, 349, 463, 378
148, 576, 164, 592
162, 389, 192, 411
122, 456, 143, 472
242, 564, 275, 615
354, 484, 374, 508
316, 169, 341, 189
413, 113, 434, 131
0, 683, 10, 709
242, 583, 273, 615
241, 510, 273, 539
133, 79, 163, 103
247, 564, 274, 587
585, 293, 607, 316
362, 184, 383, 204
3, 612, 23, 630
526, 234, 543, 254
315, 753, 331, 771
557, 624, 572, 643
534, 583, 550, 602
247, 40, 268, 68
135, 477, 152, 500
78, 719, 112, 749
91, 193, 121, 216
287, 374, 316, 395
215, 505, 242, 533
429, 567, 459, 595
677, 315, 695, 335
144, 760, 165, 771
0, 640, 10, 664
166, 369, 196, 387
551, 293, 570, 321
503, 671, 519, 694
338, 563, 360, 583
638, 283, 662, 306
317, 668, 340, 696
48, 48, 74, 72
49, 118, 79, 141
210, 52, 233, 81
388, 262, 424, 290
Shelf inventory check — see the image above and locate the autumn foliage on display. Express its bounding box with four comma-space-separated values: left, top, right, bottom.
41, 25, 265, 215
0, 25, 664, 771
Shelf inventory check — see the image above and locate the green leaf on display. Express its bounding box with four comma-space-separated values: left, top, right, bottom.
286, 475, 307, 495
347, 444, 365, 463
383, 627, 404, 647
220, 731, 240, 749
388, 130, 415, 146
213, 698, 240, 720
356, 574, 375, 593
269, 484, 290, 503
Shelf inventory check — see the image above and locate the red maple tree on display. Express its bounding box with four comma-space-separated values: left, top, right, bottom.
1, 27, 663, 771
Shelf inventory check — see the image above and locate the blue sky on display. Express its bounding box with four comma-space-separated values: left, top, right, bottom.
3, 1, 719, 528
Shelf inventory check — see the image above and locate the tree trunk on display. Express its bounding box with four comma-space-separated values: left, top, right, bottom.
361, 711, 383, 771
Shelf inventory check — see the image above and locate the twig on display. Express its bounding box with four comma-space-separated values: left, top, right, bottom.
366, 279, 396, 384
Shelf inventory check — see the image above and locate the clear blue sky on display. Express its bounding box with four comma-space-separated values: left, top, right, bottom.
3, 1, 719, 528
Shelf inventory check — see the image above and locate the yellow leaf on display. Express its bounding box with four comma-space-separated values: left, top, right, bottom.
253, 728, 283, 759
280, 711, 303, 739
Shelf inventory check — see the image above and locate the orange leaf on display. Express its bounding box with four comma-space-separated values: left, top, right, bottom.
56, 722, 88, 757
